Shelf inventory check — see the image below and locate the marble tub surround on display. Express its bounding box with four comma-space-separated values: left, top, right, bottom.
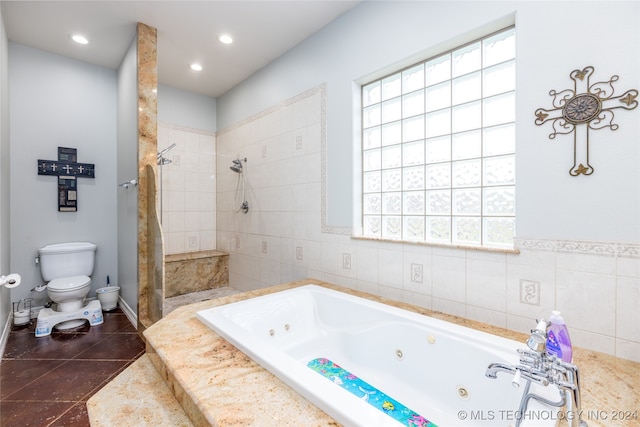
142, 279, 640, 427
145, 285, 336, 427
164, 250, 229, 298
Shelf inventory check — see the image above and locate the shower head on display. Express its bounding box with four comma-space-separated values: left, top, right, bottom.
230, 158, 245, 173
157, 143, 176, 159
157, 143, 176, 165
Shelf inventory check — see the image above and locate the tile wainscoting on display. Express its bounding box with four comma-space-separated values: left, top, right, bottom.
215, 84, 638, 362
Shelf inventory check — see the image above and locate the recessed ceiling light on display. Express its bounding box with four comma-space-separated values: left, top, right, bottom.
71, 34, 89, 45
218, 34, 233, 45
190, 63, 203, 71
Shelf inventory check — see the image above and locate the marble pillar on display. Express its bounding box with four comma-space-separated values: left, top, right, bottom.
136, 22, 159, 332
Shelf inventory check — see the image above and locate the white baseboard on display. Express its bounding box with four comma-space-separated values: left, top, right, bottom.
117, 296, 137, 329
0, 311, 13, 358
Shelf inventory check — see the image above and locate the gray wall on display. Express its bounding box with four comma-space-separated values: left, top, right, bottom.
0, 5, 10, 345
158, 84, 216, 132
8, 43, 118, 303
116, 35, 139, 314
4, 40, 216, 322
216, 1, 640, 244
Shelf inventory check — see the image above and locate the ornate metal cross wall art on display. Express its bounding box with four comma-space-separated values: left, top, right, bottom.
37, 147, 95, 211
534, 66, 638, 176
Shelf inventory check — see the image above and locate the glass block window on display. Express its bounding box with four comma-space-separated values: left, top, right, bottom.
361, 27, 515, 249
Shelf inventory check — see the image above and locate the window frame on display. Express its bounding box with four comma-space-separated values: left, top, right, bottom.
358, 26, 516, 250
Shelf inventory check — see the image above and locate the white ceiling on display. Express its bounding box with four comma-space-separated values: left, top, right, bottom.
2, 1, 360, 98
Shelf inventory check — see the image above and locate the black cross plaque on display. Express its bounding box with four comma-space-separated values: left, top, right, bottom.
37, 147, 95, 212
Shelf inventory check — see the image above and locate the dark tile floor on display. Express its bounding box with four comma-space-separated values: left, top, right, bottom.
0, 308, 145, 427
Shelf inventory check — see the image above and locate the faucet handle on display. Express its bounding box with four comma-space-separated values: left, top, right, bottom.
526, 332, 547, 353
511, 369, 522, 388
532, 318, 548, 333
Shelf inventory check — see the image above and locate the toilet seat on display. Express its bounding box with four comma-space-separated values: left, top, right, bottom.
47, 275, 91, 292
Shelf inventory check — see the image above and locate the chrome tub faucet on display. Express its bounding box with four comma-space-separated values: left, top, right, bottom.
485, 319, 587, 427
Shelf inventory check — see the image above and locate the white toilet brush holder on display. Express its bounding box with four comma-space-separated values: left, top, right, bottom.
96, 286, 120, 311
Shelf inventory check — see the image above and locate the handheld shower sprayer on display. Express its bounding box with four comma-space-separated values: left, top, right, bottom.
229, 157, 246, 173
230, 158, 249, 213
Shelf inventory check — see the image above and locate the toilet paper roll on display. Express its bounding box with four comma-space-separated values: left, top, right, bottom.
2, 273, 21, 288
13, 309, 30, 325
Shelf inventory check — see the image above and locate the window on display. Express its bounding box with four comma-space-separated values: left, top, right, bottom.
361, 27, 515, 249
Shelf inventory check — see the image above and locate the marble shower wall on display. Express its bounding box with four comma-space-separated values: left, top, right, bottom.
158, 123, 216, 255
216, 84, 640, 363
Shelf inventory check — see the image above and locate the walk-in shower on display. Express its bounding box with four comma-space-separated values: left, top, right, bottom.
157, 143, 176, 223
230, 158, 249, 213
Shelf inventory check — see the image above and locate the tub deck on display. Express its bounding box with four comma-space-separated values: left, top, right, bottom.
88, 279, 640, 426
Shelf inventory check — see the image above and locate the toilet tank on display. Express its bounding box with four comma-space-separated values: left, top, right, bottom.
38, 242, 97, 281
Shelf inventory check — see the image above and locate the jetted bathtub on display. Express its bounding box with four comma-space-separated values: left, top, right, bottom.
197, 284, 561, 427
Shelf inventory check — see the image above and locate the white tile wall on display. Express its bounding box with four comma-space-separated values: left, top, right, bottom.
216, 84, 640, 363
158, 123, 216, 254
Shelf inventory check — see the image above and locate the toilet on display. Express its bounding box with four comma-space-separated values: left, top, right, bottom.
35, 242, 104, 337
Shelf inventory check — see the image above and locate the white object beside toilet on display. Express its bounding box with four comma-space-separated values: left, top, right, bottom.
35, 242, 103, 337
96, 286, 120, 311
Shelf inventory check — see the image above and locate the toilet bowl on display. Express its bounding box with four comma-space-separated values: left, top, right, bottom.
47, 275, 92, 312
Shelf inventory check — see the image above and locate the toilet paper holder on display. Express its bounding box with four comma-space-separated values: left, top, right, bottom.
0, 273, 21, 288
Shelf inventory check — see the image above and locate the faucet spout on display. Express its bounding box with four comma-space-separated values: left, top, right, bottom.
486, 361, 550, 386
485, 362, 516, 379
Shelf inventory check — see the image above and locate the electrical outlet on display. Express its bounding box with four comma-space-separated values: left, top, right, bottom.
261, 145, 268, 158
520, 279, 540, 305
411, 263, 423, 283
235, 234, 241, 250
188, 236, 198, 249
342, 253, 352, 270
262, 241, 268, 254
295, 135, 303, 150
296, 246, 303, 261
